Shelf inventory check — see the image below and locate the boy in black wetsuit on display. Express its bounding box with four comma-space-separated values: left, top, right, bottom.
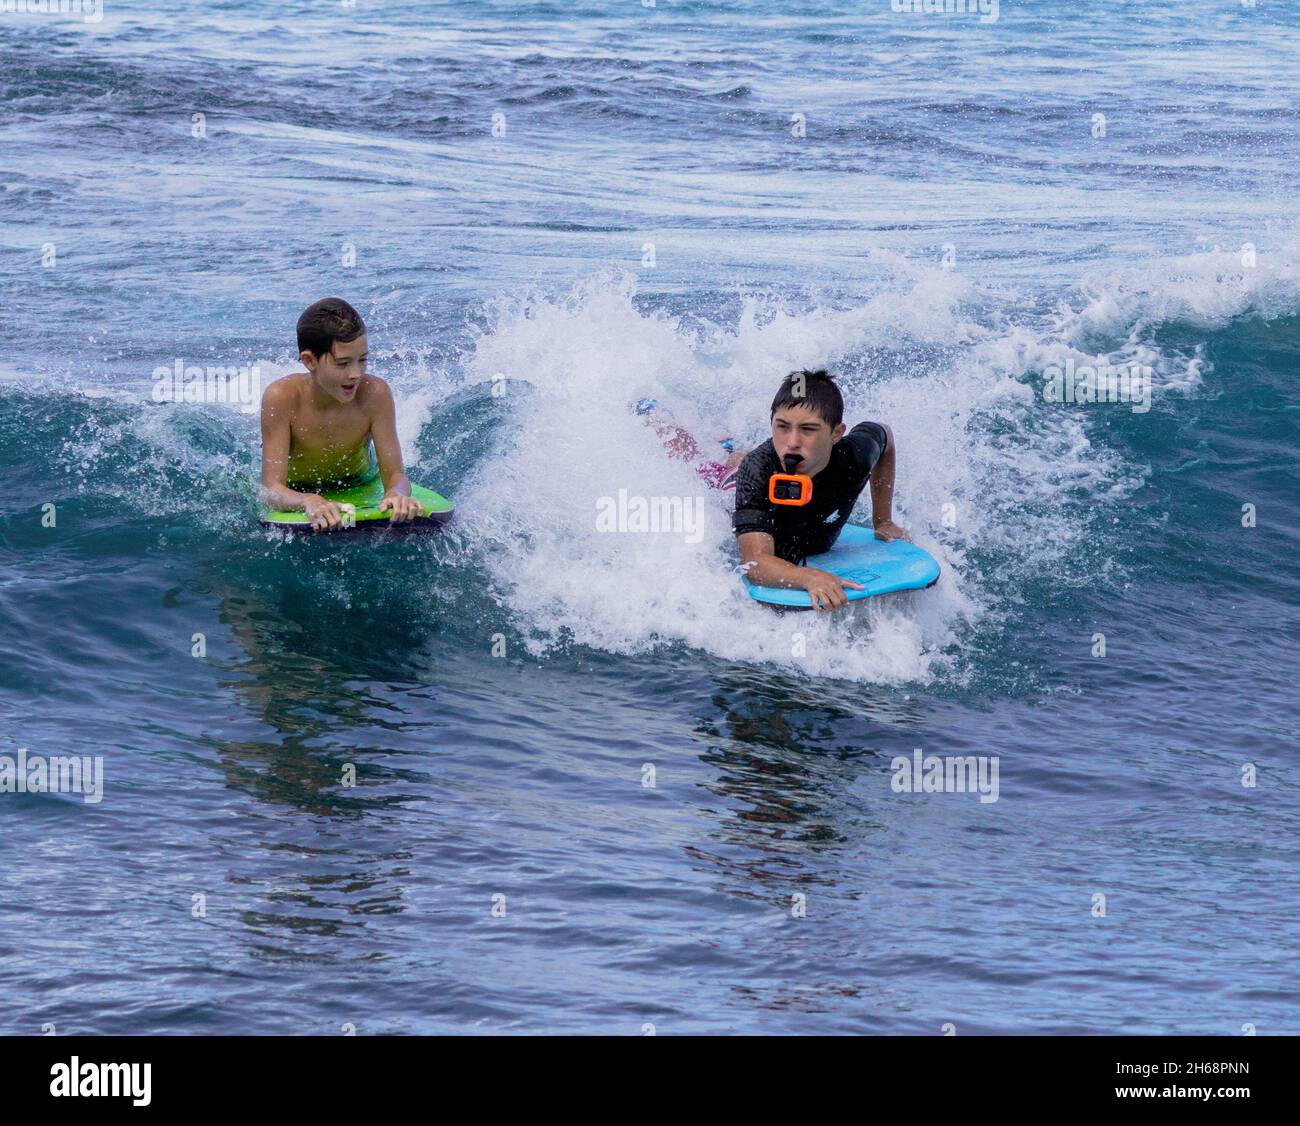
733, 369, 907, 611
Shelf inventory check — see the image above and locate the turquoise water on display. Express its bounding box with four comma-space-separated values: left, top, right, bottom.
1, 1, 1298, 1034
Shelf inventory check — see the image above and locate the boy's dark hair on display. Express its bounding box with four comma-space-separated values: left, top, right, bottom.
770, 369, 843, 428
296, 298, 366, 359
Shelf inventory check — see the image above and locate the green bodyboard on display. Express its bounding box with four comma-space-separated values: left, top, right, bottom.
260, 479, 453, 531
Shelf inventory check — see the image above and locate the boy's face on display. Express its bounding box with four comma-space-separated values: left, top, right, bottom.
771, 405, 845, 477
303, 333, 368, 404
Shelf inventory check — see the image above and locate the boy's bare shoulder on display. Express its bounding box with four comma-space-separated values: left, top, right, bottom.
262, 373, 306, 414
356, 374, 393, 408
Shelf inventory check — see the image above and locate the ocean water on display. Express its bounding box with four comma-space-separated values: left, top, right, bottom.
1, 0, 1298, 1034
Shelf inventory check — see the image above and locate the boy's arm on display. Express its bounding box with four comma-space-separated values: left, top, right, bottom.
368, 379, 422, 523
738, 532, 863, 611
869, 424, 907, 542
733, 453, 856, 610
738, 532, 806, 588
260, 383, 314, 511
733, 451, 858, 610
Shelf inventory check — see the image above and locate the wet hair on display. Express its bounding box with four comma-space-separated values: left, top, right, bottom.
769, 369, 843, 428
296, 298, 366, 359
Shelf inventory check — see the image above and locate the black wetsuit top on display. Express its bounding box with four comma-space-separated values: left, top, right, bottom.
732, 421, 888, 564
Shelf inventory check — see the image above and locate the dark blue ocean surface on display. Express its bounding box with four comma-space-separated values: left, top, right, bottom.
1, 1, 1297, 1034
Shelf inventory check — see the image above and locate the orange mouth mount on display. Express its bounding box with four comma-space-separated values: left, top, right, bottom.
769, 455, 813, 506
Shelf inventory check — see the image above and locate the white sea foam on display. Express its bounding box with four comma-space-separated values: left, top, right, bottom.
451, 267, 1143, 684
1063, 228, 1300, 337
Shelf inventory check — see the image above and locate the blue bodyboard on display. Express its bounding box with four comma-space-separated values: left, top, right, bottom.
744, 524, 940, 608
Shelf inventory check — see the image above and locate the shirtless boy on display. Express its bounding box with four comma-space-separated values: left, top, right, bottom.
260, 298, 423, 532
